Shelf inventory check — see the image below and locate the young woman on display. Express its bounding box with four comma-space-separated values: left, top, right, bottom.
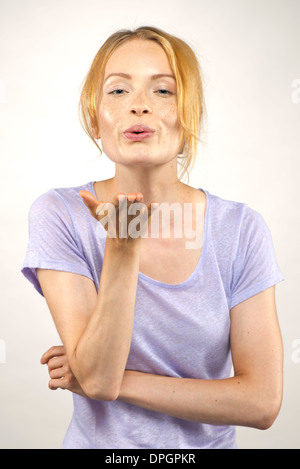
22, 26, 284, 449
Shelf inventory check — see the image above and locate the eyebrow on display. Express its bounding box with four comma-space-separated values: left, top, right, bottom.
104, 73, 176, 82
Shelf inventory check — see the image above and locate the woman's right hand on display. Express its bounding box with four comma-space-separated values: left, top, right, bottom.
79, 190, 158, 247
36, 191, 154, 402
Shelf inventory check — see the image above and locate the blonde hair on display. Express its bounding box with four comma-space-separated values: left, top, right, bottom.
79, 26, 205, 181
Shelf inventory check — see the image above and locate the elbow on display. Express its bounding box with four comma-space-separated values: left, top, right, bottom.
71, 351, 121, 401
236, 371, 283, 430
81, 378, 120, 402
252, 392, 283, 431
255, 405, 281, 431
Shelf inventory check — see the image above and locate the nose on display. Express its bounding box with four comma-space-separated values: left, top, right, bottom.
130, 94, 152, 116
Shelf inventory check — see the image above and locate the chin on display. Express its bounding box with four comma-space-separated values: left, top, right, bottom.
120, 149, 160, 166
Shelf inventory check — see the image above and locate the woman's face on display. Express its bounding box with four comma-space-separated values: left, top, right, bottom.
97, 39, 182, 168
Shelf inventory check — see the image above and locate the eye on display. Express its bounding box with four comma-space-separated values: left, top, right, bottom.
108, 89, 127, 95
155, 89, 174, 96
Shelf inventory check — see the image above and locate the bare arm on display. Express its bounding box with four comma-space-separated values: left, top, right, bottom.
38, 191, 153, 401
42, 286, 283, 429
118, 286, 283, 429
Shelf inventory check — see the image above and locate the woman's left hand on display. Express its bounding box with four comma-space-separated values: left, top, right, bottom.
41, 345, 87, 397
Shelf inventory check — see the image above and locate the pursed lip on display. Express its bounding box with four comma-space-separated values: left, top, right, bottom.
123, 124, 155, 141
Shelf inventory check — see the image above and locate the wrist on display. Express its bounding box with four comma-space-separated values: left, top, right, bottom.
105, 235, 142, 256
118, 370, 140, 402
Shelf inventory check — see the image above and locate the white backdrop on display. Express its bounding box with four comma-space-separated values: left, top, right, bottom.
1, 0, 299, 449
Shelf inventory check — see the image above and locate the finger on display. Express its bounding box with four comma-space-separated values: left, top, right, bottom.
47, 355, 68, 371
125, 193, 145, 222
146, 201, 159, 216
135, 192, 143, 202
40, 345, 65, 364
49, 365, 69, 380
104, 193, 128, 239
41, 345, 65, 364
95, 202, 115, 221
96, 195, 127, 232
79, 190, 99, 208
127, 192, 137, 203
139, 202, 159, 237
125, 195, 156, 239
111, 193, 126, 206
111, 192, 144, 204
79, 190, 104, 220
49, 378, 67, 391
117, 194, 131, 237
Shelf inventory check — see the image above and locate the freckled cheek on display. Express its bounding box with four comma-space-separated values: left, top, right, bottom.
158, 103, 179, 126
98, 102, 122, 134
157, 104, 181, 139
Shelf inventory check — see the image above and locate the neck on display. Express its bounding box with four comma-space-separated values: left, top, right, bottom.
106, 163, 185, 205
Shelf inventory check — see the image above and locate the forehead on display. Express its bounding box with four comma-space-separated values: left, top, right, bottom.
104, 38, 173, 77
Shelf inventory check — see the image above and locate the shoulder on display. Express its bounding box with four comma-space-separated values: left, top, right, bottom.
205, 190, 269, 252
206, 190, 261, 231
29, 181, 95, 218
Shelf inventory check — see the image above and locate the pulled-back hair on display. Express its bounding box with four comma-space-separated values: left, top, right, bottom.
79, 26, 206, 180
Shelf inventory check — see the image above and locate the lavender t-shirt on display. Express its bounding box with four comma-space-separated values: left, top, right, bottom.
21, 181, 284, 449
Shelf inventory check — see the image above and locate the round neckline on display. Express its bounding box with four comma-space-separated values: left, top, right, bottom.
91, 181, 209, 289
138, 188, 209, 289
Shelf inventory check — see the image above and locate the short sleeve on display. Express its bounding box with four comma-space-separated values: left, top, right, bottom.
229, 207, 284, 309
21, 190, 93, 296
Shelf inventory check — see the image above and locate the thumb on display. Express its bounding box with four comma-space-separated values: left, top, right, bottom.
79, 190, 102, 219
